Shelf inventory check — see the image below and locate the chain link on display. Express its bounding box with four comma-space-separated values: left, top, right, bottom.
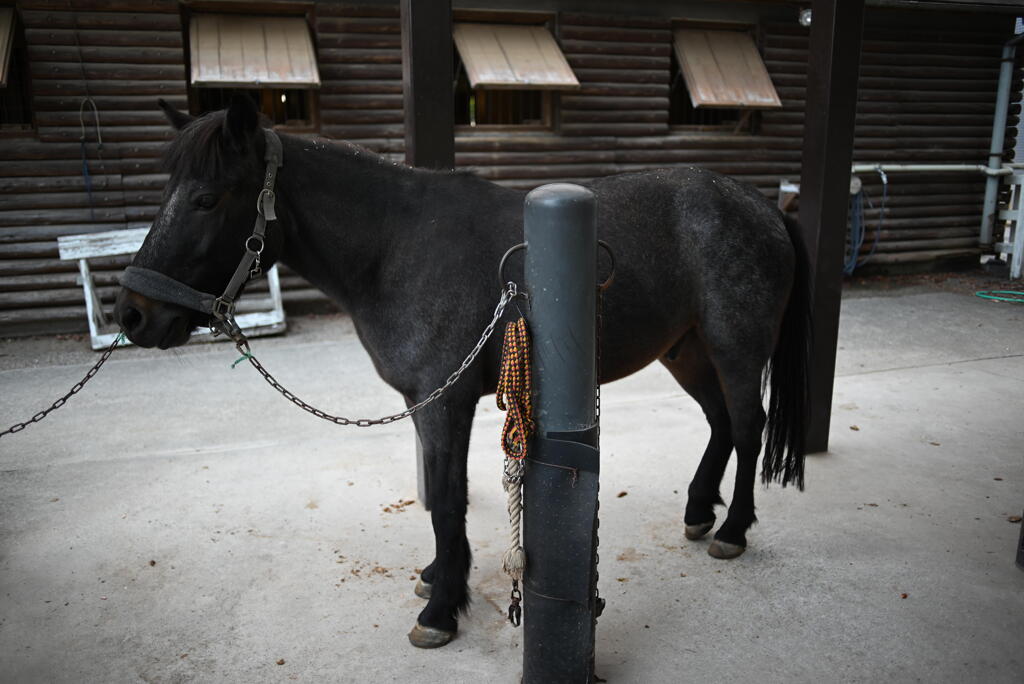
238, 283, 518, 427
0, 333, 124, 439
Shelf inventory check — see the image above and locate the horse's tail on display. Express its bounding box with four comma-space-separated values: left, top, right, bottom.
761, 213, 812, 490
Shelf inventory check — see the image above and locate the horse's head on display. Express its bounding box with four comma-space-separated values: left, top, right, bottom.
114, 96, 285, 348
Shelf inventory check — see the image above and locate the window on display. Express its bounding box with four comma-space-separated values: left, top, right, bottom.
187, 13, 320, 130
452, 22, 578, 129
1, 7, 32, 130
670, 26, 781, 132
670, 51, 750, 132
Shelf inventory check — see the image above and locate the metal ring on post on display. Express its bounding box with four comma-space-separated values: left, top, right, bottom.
597, 240, 616, 292
499, 242, 527, 289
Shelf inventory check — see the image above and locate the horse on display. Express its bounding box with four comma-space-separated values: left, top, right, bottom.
114, 95, 811, 649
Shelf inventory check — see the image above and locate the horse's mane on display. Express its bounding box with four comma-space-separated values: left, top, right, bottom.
161, 110, 248, 182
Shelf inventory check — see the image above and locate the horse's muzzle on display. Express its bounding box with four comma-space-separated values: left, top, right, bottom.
114, 288, 193, 349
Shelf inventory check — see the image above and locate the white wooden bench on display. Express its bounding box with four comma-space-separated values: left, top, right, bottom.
996, 172, 1024, 279
57, 227, 286, 350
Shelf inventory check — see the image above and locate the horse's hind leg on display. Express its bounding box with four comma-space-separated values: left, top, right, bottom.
704, 343, 771, 560
660, 332, 733, 542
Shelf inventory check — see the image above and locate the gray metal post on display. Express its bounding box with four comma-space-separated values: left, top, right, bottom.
981, 37, 1023, 247
522, 183, 599, 683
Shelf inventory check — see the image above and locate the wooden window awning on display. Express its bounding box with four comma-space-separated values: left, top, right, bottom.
453, 23, 579, 90
673, 28, 781, 108
189, 14, 320, 88
0, 7, 14, 88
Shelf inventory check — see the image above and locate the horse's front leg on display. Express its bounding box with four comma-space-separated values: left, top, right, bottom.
406, 387, 479, 648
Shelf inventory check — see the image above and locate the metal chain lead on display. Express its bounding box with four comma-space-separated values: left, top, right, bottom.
0, 333, 124, 439
237, 283, 519, 427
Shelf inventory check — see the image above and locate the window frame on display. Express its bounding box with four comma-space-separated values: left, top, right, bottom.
668, 19, 776, 137
182, 5, 320, 134
451, 11, 565, 134
0, 7, 34, 135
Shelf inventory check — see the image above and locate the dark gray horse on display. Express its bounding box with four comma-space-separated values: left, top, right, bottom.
114, 96, 810, 648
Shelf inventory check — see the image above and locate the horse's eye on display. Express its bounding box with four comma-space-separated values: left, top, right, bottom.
195, 194, 218, 209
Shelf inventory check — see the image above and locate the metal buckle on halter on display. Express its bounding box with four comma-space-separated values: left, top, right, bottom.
256, 188, 276, 220
212, 296, 235, 321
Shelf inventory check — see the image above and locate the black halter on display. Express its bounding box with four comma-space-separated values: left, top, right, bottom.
120, 128, 284, 341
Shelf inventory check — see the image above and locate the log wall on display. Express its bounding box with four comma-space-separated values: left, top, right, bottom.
0, 0, 1017, 336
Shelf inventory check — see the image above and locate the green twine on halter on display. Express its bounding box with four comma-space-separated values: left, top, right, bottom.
231, 351, 254, 369
975, 290, 1024, 303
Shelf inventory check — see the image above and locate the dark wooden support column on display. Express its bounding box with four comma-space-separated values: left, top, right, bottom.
400, 0, 454, 169
401, 0, 454, 508
797, 0, 866, 454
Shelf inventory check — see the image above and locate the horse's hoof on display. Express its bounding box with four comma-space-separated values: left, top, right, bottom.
684, 521, 714, 541
708, 540, 746, 559
414, 578, 432, 599
407, 622, 456, 649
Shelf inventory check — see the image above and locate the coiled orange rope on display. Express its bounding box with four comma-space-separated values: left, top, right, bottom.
496, 317, 534, 460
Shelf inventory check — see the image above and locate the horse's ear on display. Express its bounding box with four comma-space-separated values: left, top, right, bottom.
157, 98, 194, 130
224, 94, 259, 150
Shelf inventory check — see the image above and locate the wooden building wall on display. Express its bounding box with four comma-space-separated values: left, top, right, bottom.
0, 0, 1017, 336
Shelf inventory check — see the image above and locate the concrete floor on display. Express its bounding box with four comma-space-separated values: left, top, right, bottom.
1, 283, 1022, 683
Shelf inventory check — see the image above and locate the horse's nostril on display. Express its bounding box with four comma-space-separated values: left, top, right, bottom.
118, 303, 144, 333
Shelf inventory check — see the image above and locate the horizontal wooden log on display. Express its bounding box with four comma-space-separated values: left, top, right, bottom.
561, 95, 668, 111
35, 110, 170, 127
0, 286, 119, 309
321, 123, 404, 140
560, 40, 670, 57
31, 79, 187, 97
859, 248, 981, 264
320, 93, 404, 110
771, 72, 998, 93
0, 140, 164, 161
559, 26, 671, 44
31, 62, 186, 81
762, 123, 994, 138
0, 175, 121, 194
559, 13, 666, 30
763, 47, 999, 70
314, 4, 397, 18
316, 34, 402, 50
0, 254, 129, 277
320, 81, 403, 95
25, 28, 183, 48
20, 10, 181, 31
576, 83, 668, 97
867, 237, 980, 253
27, 45, 184, 65
320, 109, 405, 125
561, 109, 667, 124
573, 68, 666, 85
319, 63, 403, 81
0, 221, 140, 243
0, 190, 128, 211
36, 126, 175, 144
0, 271, 120, 292
456, 150, 617, 166
776, 86, 1001, 105
20, 0, 177, 11
0, 207, 127, 228
315, 17, 400, 35
565, 54, 669, 70
860, 227, 978, 241
317, 47, 402, 64
32, 95, 186, 112
560, 122, 669, 137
